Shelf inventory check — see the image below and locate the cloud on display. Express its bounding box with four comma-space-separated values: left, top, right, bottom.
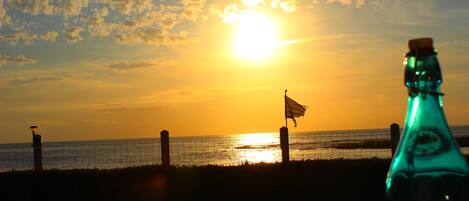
8, 72, 93, 85
440, 40, 469, 48
327, 0, 365, 8
116, 8, 181, 31
0, 54, 38, 67
109, 61, 156, 70
143, 87, 270, 104
64, 26, 83, 43
3, 1, 206, 47
0, 0, 11, 28
95, 104, 165, 112
243, 0, 264, 8
7, 0, 89, 16
83, 7, 113, 38
114, 29, 198, 46
7, 0, 55, 15
96, 86, 269, 113
60, 0, 89, 17
211, 3, 242, 24
9, 75, 71, 85
0, 31, 58, 45
39, 31, 58, 42
0, 32, 37, 45
212, 0, 297, 24
356, 0, 365, 8
181, 0, 206, 21
368, 0, 442, 25
97, 0, 153, 15
271, 0, 297, 12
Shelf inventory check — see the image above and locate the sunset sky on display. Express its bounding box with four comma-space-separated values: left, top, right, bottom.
1, 0, 469, 143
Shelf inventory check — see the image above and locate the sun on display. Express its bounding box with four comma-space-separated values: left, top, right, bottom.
232, 11, 279, 61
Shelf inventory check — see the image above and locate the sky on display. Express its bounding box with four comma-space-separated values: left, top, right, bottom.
1, 0, 469, 143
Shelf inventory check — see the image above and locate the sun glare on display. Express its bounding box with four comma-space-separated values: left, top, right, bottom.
233, 12, 279, 61
236, 133, 280, 163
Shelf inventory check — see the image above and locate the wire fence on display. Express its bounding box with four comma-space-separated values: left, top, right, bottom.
42, 139, 161, 170
0, 139, 161, 171
0, 143, 33, 171
1, 128, 469, 172
289, 132, 391, 160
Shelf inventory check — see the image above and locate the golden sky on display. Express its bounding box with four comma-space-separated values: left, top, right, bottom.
1, 0, 469, 143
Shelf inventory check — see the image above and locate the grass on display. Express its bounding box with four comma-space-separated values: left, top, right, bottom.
1, 157, 468, 201
0, 159, 390, 201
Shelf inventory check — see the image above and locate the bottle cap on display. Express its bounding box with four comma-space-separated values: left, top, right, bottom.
408, 37, 433, 52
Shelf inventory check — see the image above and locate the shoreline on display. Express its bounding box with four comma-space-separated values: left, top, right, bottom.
329, 136, 469, 149
2, 125, 468, 145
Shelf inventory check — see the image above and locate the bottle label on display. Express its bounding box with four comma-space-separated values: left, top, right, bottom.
406, 127, 449, 157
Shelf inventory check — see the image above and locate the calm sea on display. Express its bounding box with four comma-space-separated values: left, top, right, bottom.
1, 126, 469, 172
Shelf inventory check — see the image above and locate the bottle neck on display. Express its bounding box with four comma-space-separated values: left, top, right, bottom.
403, 51, 448, 134
404, 51, 442, 98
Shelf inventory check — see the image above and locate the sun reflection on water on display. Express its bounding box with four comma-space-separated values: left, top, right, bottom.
235, 133, 281, 164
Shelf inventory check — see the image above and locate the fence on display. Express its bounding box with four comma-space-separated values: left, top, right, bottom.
0, 139, 161, 171
1, 124, 469, 172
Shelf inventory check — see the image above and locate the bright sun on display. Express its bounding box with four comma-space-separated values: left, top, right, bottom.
233, 12, 279, 61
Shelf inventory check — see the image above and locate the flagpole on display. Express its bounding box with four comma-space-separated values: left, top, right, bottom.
284, 89, 288, 128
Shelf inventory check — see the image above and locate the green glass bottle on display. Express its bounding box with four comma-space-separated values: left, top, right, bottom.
386, 38, 469, 201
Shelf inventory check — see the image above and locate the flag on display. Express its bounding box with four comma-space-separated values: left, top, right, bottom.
285, 94, 307, 127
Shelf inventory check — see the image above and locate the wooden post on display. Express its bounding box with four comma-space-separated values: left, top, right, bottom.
280, 127, 289, 163
390, 123, 400, 157
160, 130, 170, 167
33, 134, 43, 171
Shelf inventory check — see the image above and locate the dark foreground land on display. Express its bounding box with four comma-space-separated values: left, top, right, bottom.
1, 159, 390, 201
3, 157, 469, 201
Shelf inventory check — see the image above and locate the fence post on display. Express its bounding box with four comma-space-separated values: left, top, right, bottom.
280, 127, 289, 163
160, 130, 170, 167
390, 123, 400, 157
33, 134, 43, 171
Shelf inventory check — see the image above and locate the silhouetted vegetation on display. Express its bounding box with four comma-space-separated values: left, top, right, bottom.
1, 157, 468, 201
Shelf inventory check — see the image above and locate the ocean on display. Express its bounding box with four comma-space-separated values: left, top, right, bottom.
1, 126, 469, 172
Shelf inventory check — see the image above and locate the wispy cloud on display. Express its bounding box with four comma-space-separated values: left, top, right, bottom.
0, 31, 58, 45
109, 61, 157, 70
0, 54, 37, 67
8, 72, 93, 85
96, 86, 270, 112
114, 29, 198, 46
326, 0, 365, 8
440, 40, 469, 48
95, 104, 167, 113
279, 34, 375, 47
367, 0, 440, 26
9, 75, 71, 85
